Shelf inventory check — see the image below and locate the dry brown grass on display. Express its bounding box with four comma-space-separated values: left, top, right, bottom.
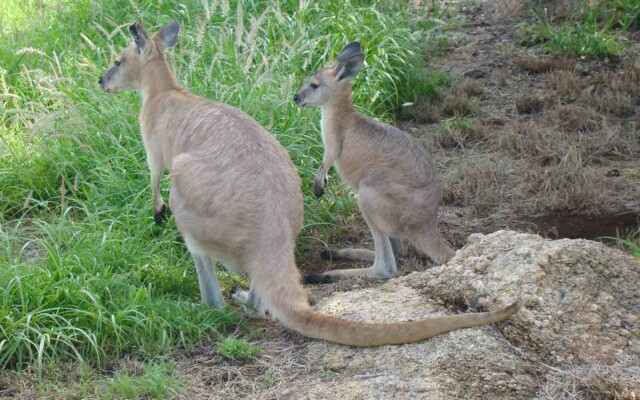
522, 147, 602, 210
517, 56, 574, 74
409, 80, 485, 122
548, 70, 584, 98
547, 63, 640, 118
491, 120, 554, 160
545, 107, 638, 163
499, 43, 514, 59
411, 0, 638, 232
549, 63, 640, 116
456, 79, 485, 97
539, 357, 640, 400
174, 331, 317, 400
491, 115, 638, 167
489, 0, 584, 21
582, 85, 635, 118
487, 0, 528, 19
496, 69, 508, 87
547, 104, 603, 133
442, 155, 513, 208
411, 96, 443, 123
430, 119, 487, 150
515, 92, 546, 114
441, 81, 484, 117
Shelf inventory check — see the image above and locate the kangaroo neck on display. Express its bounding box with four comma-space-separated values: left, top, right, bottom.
139, 56, 180, 103
320, 88, 356, 134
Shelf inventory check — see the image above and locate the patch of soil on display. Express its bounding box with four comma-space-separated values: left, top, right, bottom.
402, 0, 640, 250
529, 212, 640, 240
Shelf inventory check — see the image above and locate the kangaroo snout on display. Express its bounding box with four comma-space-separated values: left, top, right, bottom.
98, 74, 109, 92
293, 92, 305, 107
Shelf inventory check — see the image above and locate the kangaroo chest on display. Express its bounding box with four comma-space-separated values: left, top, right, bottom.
320, 114, 360, 192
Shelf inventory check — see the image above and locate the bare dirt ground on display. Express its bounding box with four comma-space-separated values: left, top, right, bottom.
407, 1, 639, 247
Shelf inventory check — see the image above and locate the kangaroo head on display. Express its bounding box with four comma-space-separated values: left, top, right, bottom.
294, 41, 365, 108
99, 21, 180, 94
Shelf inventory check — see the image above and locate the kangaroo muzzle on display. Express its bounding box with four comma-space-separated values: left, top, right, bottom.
293, 92, 306, 107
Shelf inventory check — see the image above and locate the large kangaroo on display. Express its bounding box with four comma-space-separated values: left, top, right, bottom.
99, 22, 518, 346
294, 42, 455, 283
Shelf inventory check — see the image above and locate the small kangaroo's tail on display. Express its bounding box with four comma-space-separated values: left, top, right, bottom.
254, 254, 520, 347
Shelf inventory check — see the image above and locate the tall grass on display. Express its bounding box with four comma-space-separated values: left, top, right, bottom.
1, 0, 444, 372
521, 0, 640, 57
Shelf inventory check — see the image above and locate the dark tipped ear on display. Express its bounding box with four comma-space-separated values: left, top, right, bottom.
156, 20, 180, 50
336, 52, 365, 81
129, 23, 150, 54
337, 42, 362, 63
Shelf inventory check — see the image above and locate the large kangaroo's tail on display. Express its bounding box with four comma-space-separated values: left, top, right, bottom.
279, 301, 519, 347
252, 254, 520, 347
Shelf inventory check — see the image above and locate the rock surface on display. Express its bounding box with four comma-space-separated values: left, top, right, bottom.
271, 231, 639, 400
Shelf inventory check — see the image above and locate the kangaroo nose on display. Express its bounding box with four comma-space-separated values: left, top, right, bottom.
293, 93, 299, 103
98, 76, 103, 85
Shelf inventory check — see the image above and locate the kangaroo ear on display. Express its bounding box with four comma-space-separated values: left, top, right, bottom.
129, 23, 151, 55
156, 20, 180, 50
337, 41, 362, 63
336, 52, 365, 81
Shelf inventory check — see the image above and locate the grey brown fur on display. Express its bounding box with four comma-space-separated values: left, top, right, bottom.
99, 23, 518, 346
294, 41, 455, 282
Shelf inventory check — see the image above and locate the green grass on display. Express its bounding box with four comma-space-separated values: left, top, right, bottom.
105, 362, 182, 399
7, 360, 184, 399
604, 230, 640, 259
521, 0, 640, 57
217, 337, 261, 361
0, 0, 446, 381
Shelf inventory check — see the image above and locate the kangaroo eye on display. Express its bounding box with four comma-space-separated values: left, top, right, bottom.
114, 60, 122, 67
310, 83, 319, 89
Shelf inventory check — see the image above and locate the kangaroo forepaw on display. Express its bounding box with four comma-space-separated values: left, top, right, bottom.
154, 203, 168, 225
313, 182, 325, 198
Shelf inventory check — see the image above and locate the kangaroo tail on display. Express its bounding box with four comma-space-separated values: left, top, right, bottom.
278, 301, 520, 347
253, 253, 520, 347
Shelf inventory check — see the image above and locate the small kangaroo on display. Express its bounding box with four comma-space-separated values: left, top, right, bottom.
294, 42, 455, 283
99, 21, 518, 346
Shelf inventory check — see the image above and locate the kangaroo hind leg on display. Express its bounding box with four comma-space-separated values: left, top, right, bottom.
321, 236, 404, 262
410, 226, 455, 265
191, 251, 226, 308
305, 184, 398, 284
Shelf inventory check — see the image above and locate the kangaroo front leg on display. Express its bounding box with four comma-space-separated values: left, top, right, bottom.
193, 253, 225, 308
313, 142, 340, 198
147, 151, 167, 224
313, 167, 329, 198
